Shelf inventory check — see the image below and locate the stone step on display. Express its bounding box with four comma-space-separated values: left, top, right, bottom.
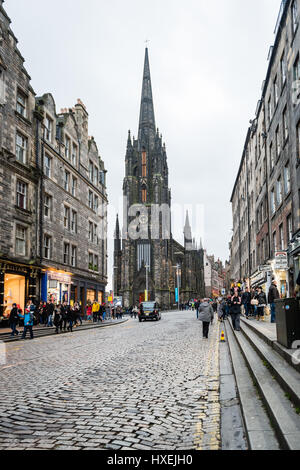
224, 322, 280, 450
240, 317, 300, 373
240, 321, 300, 410
227, 319, 300, 450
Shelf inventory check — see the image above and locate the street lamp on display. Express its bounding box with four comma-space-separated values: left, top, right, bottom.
173, 264, 181, 311
145, 264, 150, 301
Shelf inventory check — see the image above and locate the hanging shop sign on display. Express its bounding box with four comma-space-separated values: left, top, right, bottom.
274, 252, 288, 270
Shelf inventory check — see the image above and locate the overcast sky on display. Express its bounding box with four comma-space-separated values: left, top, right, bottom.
6, 0, 280, 288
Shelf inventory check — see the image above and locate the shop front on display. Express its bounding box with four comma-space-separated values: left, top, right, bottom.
0, 260, 41, 326
41, 270, 72, 304
288, 229, 300, 291
70, 275, 106, 315
270, 251, 289, 298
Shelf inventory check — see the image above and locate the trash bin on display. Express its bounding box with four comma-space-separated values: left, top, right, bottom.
275, 298, 300, 349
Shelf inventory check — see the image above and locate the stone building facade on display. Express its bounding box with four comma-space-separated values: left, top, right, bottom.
230, 0, 300, 296
35, 94, 108, 310
114, 49, 205, 309
0, 0, 108, 322
0, 0, 41, 321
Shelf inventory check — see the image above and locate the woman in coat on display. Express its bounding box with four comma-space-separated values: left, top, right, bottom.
198, 299, 214, 339
231, 289, 242, 331
255, 287, 267, 321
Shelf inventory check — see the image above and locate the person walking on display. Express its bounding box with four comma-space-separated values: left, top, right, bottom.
61, 302, 68, 331
268, 280, 280, 324
54, 304, 62, 334
46, 301, 55, 327
231, 289, 242, 331
9, 303, 20, 337
20, 303, 35, 339
67, 306, 75, 332
86, 302, 92, 322
102, 304, 106, 322
255, 287, 267, 321
92, 301, 99, 323
198, 299, 214, 339
195, 300, 200, 319
73, 302, 82, 326
241, 288, 252, 320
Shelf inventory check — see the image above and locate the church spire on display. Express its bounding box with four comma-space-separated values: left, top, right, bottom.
138, 48, 156, 150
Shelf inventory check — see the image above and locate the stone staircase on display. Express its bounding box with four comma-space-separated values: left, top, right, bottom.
225, 316, 300, 450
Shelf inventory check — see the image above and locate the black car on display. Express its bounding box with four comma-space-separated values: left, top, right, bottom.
139, 302, 161, 322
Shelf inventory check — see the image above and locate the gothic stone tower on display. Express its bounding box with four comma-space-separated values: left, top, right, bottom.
114, 48, 172, 308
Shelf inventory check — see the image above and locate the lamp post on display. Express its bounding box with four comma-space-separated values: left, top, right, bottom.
173, 264, 180, 311
145, 264, 150, 301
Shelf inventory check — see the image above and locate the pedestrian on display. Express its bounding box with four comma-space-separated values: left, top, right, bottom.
20, 303, 35, 339
67, 306, 75, 332
294, 271, 300, 298
255, 287, 267, 321
198, 299, 214, 339
231, 289, 242, 331
46, 301, 55, 327
268, 280, 280, 324
195, 300, 200, 319
102, 304, 106, 322
86, 302, 92, 321
73, 302, 82, 326
9, 303, 20, 337
54, 305, 62, 334
60, 302, 68, 331
241, 287, 251, 320
92, 301, 100, 323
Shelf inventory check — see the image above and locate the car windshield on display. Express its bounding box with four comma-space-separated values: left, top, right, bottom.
142, 302, 155, 309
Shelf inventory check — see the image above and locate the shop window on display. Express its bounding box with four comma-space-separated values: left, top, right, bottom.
87, 289, 96, 303
4, 274, 25, 317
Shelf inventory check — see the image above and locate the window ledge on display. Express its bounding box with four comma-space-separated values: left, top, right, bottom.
15, 206, 32, 216
15, 110, 32, 126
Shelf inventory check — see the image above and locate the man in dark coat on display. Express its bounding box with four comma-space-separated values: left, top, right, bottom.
268, 281, 280, 324
9, 304, 20, 337
241, 288, 251, 319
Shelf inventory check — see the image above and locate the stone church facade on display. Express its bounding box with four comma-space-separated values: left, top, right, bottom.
114, 49, 205, 309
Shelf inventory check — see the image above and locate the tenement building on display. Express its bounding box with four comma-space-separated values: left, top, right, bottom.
0, 0, 41, 322
114, 48, 205, 308
230, 0, 300, 296
0, 0, 107, 323
35, 95, 108, 310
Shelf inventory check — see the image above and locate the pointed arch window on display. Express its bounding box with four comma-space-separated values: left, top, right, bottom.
142, 151, 147, 178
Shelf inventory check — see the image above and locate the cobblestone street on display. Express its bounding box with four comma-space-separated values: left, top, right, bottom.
0, 311, 221, 450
